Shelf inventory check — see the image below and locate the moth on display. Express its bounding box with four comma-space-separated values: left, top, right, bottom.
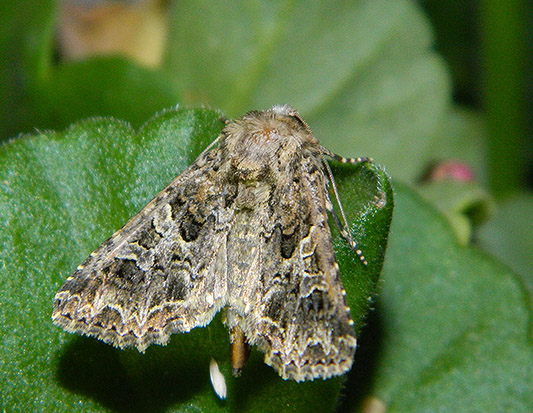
52, 105, 371, 382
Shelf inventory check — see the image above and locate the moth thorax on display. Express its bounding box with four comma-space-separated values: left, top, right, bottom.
229, 132, 305, 180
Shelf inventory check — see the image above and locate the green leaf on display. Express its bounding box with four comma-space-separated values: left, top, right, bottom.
341, 183, 532, 411
0, 109, 393, 411
167, 0, 450, 181
477, 193, 533, 298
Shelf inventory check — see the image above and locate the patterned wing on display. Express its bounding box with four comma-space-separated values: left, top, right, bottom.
227, 155, 357, 381
52, 147, 234, 351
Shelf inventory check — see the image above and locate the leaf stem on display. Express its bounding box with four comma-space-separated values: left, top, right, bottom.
480, 0, 527, 196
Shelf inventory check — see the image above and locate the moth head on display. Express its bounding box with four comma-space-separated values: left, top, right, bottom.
221, 105, 320, 180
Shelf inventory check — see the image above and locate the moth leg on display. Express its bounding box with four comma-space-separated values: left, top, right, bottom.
230, 325, 251, 377
321, 153, 369, 265
320, 146, 373, 165
226, 309, 251, 376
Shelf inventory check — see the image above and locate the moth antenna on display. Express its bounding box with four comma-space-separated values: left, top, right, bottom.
199, 135, 222, 155
321, 152, 369, 265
